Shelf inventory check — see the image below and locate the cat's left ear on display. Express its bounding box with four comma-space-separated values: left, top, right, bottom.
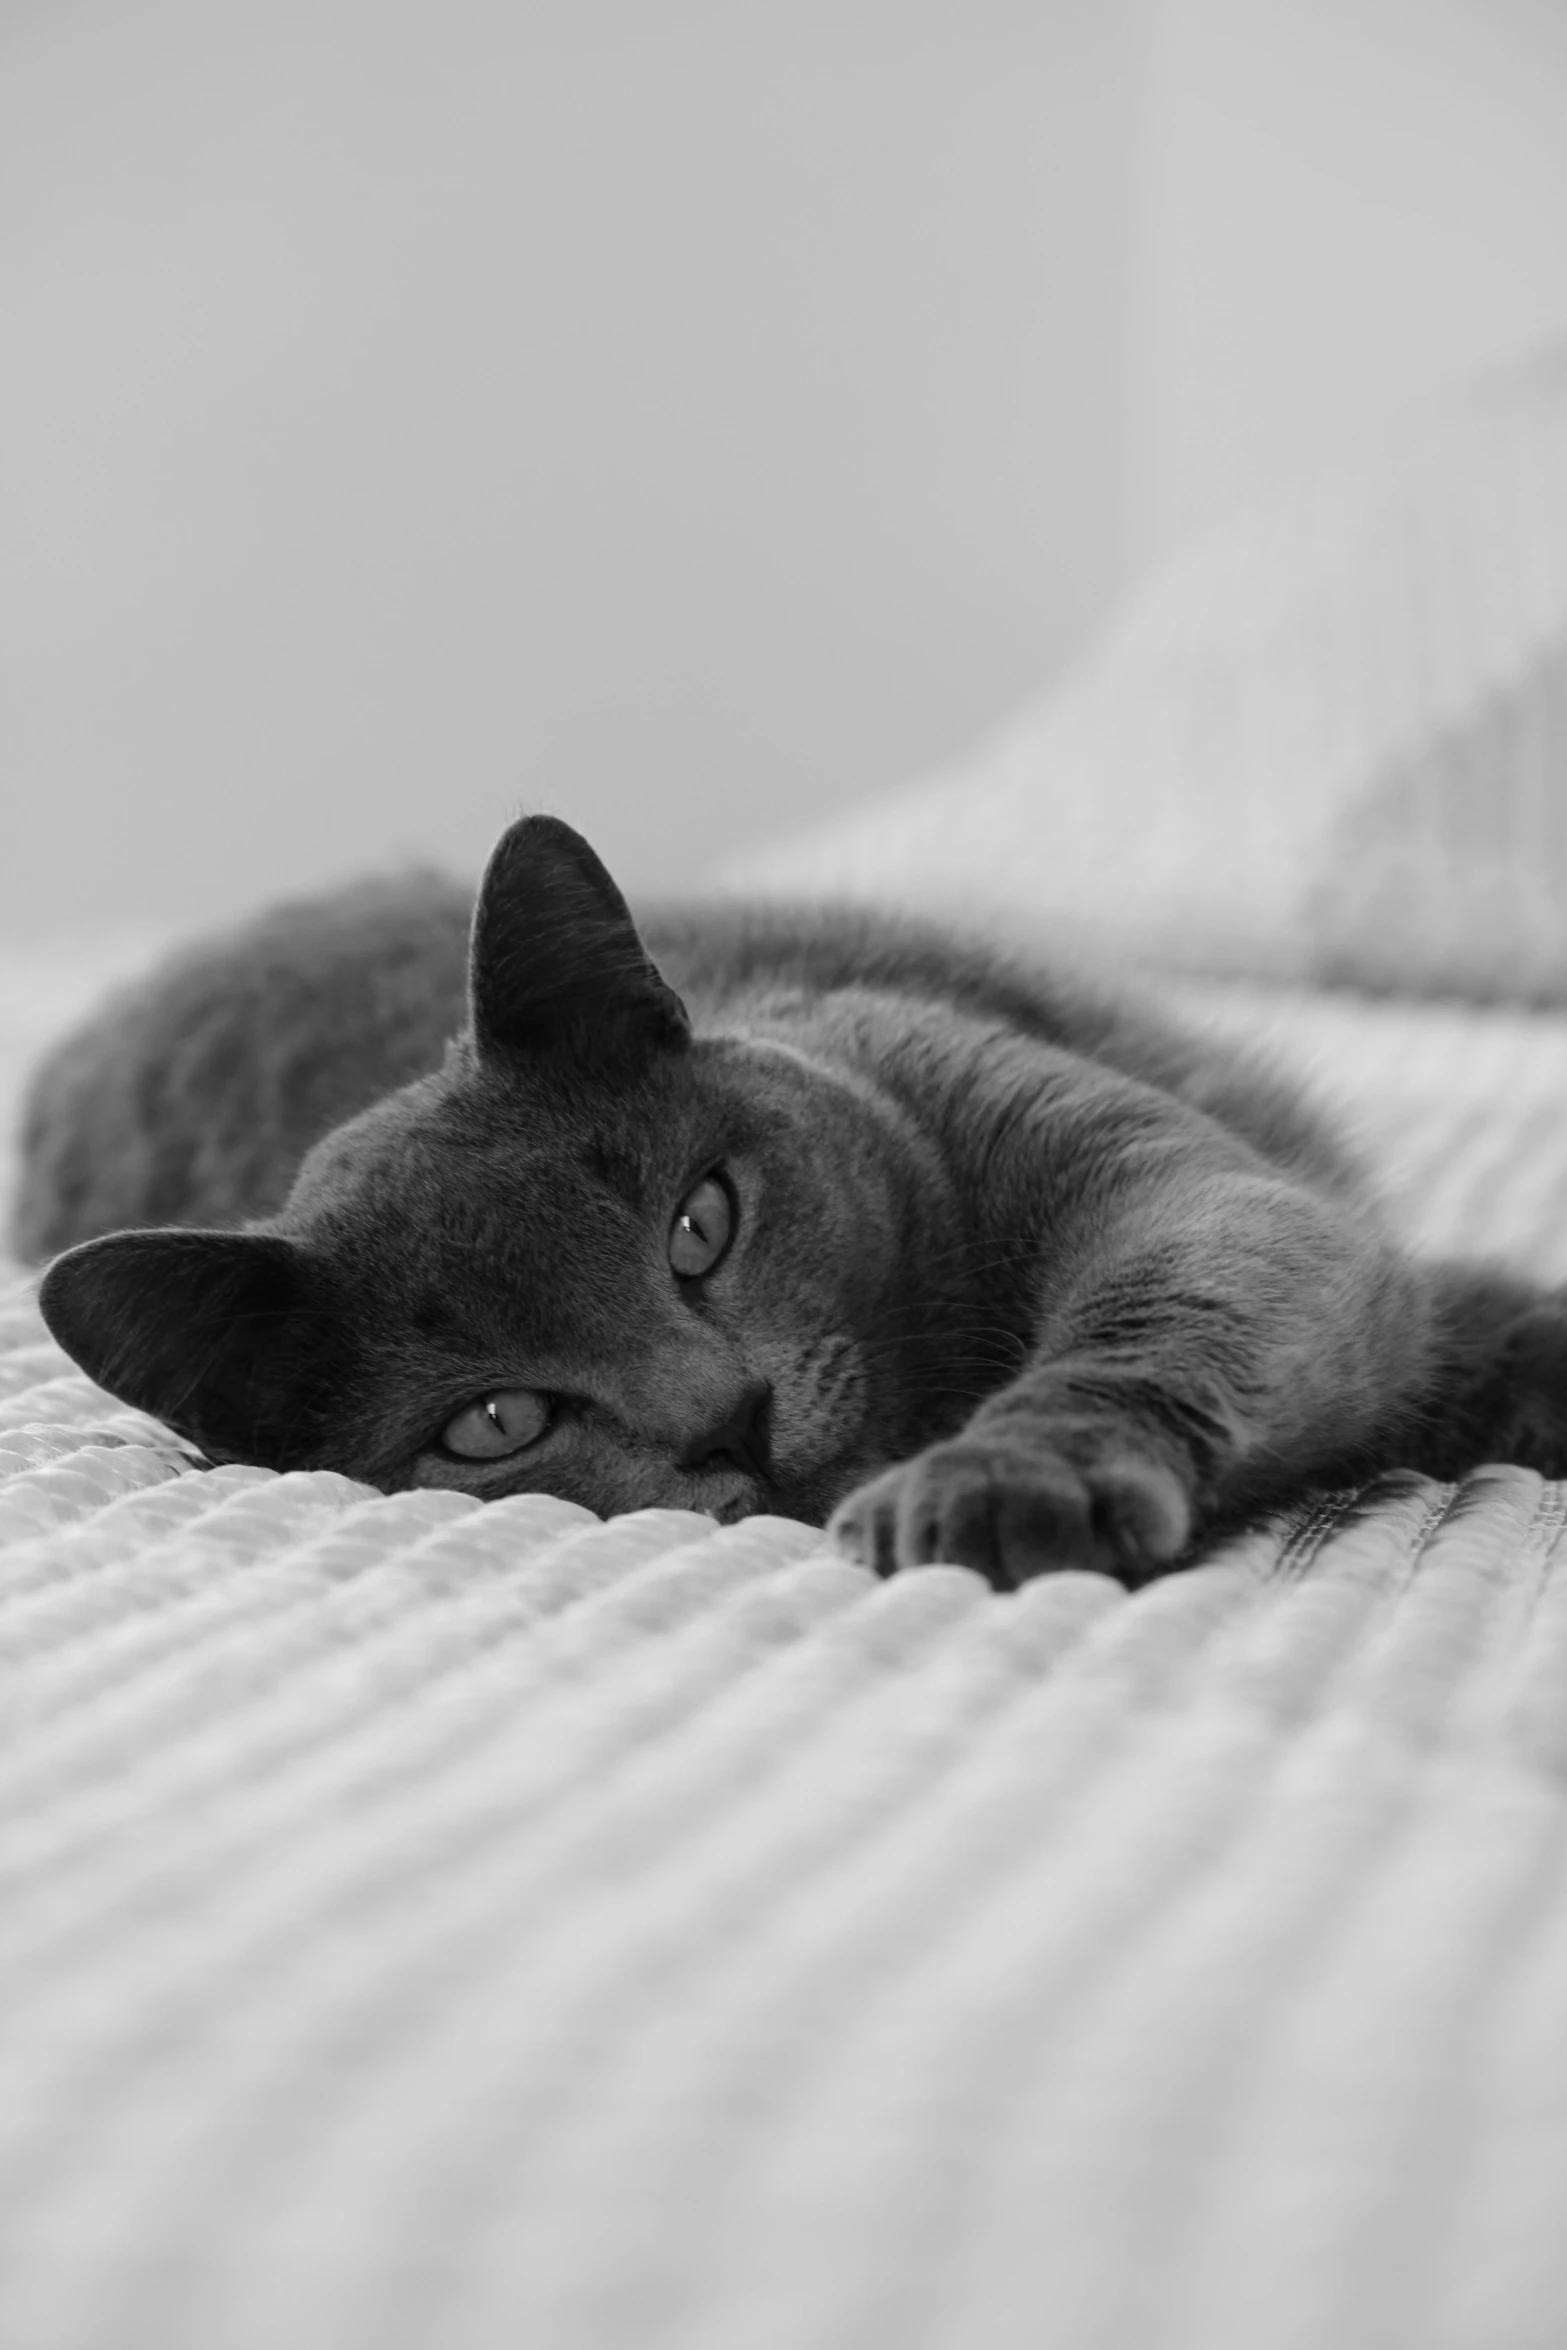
38, 1226, 347, 1467
470, 814, 690, 1063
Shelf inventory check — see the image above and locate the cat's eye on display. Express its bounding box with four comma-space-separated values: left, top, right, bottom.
669, 1173, 734, 1279
440, 1388, 550, 1461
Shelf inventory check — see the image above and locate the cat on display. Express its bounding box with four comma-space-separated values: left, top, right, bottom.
20, 813, 1567, 1589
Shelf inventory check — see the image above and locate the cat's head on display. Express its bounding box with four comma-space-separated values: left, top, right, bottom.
39, 816, 924, 1525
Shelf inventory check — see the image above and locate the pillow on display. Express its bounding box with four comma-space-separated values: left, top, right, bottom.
726, 345, 1567, 1004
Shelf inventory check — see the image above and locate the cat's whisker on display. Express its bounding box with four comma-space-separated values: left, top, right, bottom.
896, 1232, 1045, 1279
852, 1324, 1031, 1363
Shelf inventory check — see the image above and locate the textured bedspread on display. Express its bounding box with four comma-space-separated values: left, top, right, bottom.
6, 982, 1567, 2348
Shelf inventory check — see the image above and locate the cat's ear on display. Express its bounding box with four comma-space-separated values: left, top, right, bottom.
469, 814, 690, 1063
38, 1228, 344, 1467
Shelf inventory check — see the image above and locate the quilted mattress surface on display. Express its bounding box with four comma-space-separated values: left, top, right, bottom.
5, 983, 1567, 2349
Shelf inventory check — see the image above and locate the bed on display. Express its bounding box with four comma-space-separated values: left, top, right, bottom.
4, 350, 1567, 2349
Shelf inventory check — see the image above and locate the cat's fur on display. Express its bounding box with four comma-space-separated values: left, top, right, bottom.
22, 815, 1567, 1587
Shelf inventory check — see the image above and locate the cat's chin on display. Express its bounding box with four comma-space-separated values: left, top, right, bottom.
701, 1473, 814, 1528
737, 1448, 892, 1534
710, 1490, 758, 1527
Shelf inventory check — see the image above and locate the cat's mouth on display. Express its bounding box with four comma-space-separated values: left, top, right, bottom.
704, 1451, 865, 1532
684, 1379, 775, 1522
688, 1415, 881, 1531
711, 1488, 760, 1526
700, 1457, 783, 1526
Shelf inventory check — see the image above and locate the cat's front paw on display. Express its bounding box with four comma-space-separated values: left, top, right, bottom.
827, 1434, 1191, 1590
1491, 1302, 1567, 1477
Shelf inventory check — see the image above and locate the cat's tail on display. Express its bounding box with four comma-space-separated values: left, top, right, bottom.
1402, 1259, 1567, 1483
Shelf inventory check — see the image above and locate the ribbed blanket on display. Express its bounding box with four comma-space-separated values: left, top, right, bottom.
5, 984, 1567, 2349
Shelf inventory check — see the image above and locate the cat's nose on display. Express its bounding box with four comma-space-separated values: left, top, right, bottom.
678, 1379, 772, 1480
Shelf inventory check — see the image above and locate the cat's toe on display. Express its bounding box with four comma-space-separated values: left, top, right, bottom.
827, 1440, 1190, 1590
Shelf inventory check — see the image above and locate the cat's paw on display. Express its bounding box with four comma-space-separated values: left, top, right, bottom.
827, 1435, 1191, 1590
1489, 1300, 1567, 1476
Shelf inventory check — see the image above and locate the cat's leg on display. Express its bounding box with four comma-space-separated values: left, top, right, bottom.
830, 1163, 1447, 1590
1394, 1259, 1567, 1482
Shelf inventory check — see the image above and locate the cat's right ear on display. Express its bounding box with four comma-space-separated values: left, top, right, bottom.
38, 1227, 343, 1467
469, 814, 690, 1064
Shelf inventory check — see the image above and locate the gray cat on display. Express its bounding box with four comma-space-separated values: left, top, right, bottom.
20, 815, 1567, 1587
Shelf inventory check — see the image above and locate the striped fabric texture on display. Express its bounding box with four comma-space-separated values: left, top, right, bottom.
5, 983, 1567, 2348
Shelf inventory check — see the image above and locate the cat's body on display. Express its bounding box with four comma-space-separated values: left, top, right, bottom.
24, 817, 1567, 1586
14, 873, 477, 1261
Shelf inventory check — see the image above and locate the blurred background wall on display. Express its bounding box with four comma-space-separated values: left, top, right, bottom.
3, 0, 1566, 939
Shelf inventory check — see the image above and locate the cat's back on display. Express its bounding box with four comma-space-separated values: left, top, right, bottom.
644, 898, 1359, 1198
645, 897, 1181, 1056
12, 872, 473, 1261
